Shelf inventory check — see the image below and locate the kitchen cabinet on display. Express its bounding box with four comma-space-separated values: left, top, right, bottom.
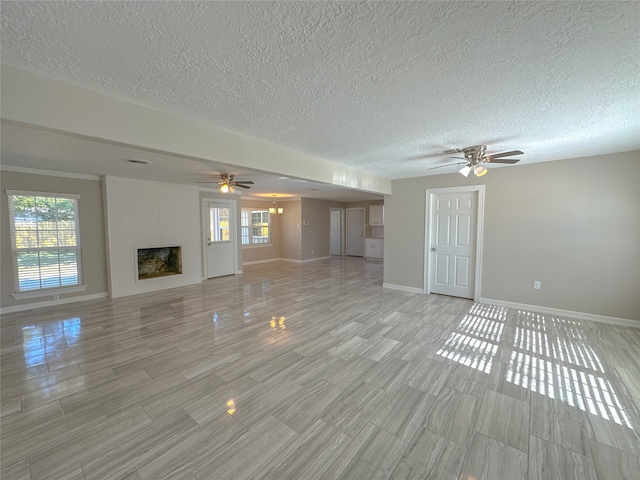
369, 205, 384, 226
365, 238, 384, 259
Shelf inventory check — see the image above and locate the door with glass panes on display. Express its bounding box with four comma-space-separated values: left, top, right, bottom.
206, 202, 236, 278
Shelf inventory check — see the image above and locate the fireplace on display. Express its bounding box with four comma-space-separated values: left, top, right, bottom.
136, 246, 182, 281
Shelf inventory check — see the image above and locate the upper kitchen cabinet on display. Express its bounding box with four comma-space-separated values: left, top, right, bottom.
369, 205, 384, 226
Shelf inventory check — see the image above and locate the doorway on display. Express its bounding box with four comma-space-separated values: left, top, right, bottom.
203, 200, 237, 278
330, 208, 344, 256
346, 208, 365, 257
424, 186, 484, 300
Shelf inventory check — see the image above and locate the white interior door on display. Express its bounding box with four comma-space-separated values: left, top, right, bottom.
429, 190, 478, 299
346, 208, 364, 257
330, 209, 342, 256
205, 201, 236, 278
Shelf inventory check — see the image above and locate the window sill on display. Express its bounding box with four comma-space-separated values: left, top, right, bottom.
12, 285, 87, 300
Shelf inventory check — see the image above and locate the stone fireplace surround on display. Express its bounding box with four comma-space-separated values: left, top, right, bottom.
136, 246, 182, 281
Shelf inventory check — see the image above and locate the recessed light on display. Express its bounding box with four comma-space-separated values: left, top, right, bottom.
125, 159, 151, 165
310, 188, 320, 191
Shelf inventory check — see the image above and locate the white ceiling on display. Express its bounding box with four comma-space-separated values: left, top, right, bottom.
1, 1, 639, 199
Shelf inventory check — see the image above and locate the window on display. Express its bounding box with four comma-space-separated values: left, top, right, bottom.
209, 206, 230, 242
241, 209, 270, 245
7, 191, 83, 295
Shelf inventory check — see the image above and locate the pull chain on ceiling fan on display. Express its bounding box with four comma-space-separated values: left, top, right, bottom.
429, 145, 524, 177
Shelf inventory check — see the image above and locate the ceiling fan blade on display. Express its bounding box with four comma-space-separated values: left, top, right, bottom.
486, 158, 520, 164
428, 161, 467, 170
196, 181, 219, 184
233, 183, 251, 189
485, 150, 523, 159
442, 149, 463, 155
233, 181, 254, 184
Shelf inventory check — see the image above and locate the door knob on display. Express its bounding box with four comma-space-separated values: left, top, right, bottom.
431, 247, 436, 251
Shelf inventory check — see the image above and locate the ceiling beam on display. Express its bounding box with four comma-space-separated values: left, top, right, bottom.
1, 66, 391, 195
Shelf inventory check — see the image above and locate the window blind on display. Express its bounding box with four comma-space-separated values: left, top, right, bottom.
7, 191, 83, 293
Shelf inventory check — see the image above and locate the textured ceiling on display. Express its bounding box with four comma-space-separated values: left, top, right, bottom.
1, 1, 639, 185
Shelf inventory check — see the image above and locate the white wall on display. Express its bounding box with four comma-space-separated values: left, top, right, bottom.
104, 176, 202, 298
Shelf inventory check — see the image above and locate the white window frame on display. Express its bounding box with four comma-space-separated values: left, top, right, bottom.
241, 208, 272, 246
6, 190, 86, 299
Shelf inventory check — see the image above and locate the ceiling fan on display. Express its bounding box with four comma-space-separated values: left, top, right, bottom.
197, 173, 254, 193
429, 145, 524, 177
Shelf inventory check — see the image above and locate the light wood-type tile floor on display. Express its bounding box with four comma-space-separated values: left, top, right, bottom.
2, 257, 640, 479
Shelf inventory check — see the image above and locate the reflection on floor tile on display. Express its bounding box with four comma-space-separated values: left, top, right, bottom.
507, 311, 633, 429
436, 303, 507, 374
1, 257, 639, 480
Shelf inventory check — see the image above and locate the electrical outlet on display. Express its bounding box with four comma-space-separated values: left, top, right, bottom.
534, 281, 541, 290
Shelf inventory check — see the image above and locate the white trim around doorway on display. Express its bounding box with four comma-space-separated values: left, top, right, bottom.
424, 185, 485, 301
201, 197, 239, 279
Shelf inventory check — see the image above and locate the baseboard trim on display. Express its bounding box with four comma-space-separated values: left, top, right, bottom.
382, 283, 424, 294
301, 256, 331, 264
1, 292, 109, 314
281, 256, 332, 264
480, 298, 640, 328
242, 258, 282, 266
280, 258, 302, 263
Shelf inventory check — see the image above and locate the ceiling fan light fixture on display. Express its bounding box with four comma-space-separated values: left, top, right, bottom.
459, 165, 472, 177
220, 183, 230, 193
431, 145, 523, 176
474, 165, 488, 177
